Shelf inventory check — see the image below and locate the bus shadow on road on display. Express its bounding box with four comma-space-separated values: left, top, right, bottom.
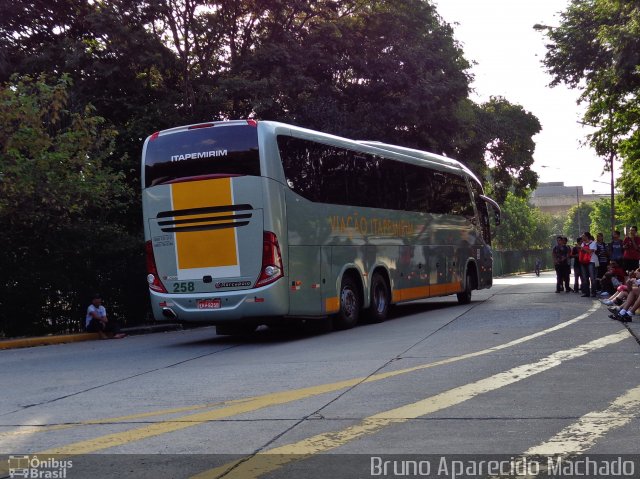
173, 300, 462, 346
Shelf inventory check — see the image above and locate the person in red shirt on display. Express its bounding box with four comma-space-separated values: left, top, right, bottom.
623, 226, 640, 271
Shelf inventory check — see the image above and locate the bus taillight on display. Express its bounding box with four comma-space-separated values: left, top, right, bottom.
145, 240, 168, 293
255, 232, 283, 288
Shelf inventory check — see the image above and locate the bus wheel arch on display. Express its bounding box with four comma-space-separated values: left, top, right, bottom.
333, 269, 363, 330
366, 268, 391, 323
457, 261, 478, 305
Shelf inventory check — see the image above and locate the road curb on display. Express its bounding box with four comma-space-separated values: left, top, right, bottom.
0, 324, 183, 350
624, 321, 640, 345
0, 333, 101, 350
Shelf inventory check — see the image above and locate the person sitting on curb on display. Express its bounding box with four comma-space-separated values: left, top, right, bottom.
598, 260, 625, 297
609, 289, 638, 323
86, 294, 126, 339
602, 286, 628, 307
608, 270, 640, 322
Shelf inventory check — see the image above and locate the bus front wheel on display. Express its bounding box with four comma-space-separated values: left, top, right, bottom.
334, 275, 361, 330
457, 271, 473, 305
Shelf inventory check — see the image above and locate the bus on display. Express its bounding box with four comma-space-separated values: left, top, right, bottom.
142, 120, 500, 334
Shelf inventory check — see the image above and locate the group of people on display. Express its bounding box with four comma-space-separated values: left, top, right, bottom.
552, 226, 640, 322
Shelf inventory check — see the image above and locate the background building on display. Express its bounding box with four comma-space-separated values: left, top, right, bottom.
530, 182, 607, 215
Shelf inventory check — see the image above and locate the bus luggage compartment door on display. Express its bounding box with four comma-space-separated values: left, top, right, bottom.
288, 246, 322, 315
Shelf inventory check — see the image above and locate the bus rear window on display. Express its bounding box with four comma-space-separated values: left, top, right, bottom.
144, 124, 260, 187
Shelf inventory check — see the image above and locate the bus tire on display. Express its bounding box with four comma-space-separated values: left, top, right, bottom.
334, 274, 361, 330
367, 272, 390, 323
457, 270, 473, 305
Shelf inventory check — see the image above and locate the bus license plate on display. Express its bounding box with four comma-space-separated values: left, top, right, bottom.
198, 299, 221, 309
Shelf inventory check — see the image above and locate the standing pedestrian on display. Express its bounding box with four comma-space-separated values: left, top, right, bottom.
571, 237, 582, 293
609, 230, 624, 266
595, 232, 609, 290
552, 236, 571, 293
580, 232, 598, 298
561, 237, 572, 290
623, 226, 640, 272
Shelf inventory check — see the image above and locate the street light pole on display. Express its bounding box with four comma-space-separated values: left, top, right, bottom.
576, 186, 581, 234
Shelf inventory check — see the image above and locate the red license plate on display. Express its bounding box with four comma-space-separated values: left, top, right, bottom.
197, 299, 221, 309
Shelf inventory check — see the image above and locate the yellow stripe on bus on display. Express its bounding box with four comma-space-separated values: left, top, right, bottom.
326, 281, 463, 312
392, 285, 429, 302
392, 281, 461, 303
171, 178, 238, 270
430, 281, 463, 296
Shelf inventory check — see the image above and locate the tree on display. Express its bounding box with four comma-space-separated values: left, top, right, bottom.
1, 0, 541, 200
0, 74, 138, 337
0, 0, 183, 186
563, 202, 595, 241
588, 197, 624, 239
549, 214, 567, 239
456, 98, 541, 203
541, 1, 640, 225
493, 192, 551, 250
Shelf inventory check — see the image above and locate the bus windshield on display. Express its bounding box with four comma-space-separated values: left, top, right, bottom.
144, 124, 260, 187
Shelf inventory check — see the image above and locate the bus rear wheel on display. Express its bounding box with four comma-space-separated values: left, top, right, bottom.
333, 275, 361, 330
367, 272, 390, 323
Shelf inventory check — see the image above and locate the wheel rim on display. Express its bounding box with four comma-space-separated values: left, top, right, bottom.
373, 283, 387, 313
341, 287, 357, 319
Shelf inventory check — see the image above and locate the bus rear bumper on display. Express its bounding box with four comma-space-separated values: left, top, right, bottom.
148, 279, 289, 323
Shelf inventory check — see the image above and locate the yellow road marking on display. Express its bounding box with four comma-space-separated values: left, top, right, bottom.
190, 330, 630, 479
0, 398, 253, 439
13, 303, 599, 457
494, 384, 640, 479
524, 383, 640, 456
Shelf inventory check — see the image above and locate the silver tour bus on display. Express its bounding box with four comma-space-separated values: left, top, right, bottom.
142, 120, 500, 334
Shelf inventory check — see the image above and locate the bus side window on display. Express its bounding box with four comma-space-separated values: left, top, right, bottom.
405, 163, 429, 213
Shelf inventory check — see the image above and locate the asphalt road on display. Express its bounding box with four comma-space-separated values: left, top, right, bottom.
1, 271, 639, 479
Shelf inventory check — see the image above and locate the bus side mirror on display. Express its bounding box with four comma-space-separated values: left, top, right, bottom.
480, 195, 501, 226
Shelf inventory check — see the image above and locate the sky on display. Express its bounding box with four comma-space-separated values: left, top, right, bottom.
435, 0, 613, 195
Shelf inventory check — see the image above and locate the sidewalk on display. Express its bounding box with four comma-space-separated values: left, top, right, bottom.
0, 323, 183, 350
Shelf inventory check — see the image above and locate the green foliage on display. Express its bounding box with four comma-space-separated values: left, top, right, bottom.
549, 214, 567, 239
493, 192, 551, 250
1, 0, 540, 195
0, 74, 141, 337
615, 196, 640, 231
542, 0, 640, 229
618, 134, 640, 203
458, 98, 541, 204
563, 202, 595, 241
543, 1, 639, 154
588, 197, 624, 239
